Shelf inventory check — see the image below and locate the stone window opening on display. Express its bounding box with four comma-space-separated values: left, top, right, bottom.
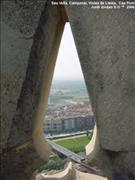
35, 19, 96, 178
23, 3, 101, 179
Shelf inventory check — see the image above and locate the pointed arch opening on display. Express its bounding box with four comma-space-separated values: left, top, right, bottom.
36, 22, 95, 175
44, 22, 95, 136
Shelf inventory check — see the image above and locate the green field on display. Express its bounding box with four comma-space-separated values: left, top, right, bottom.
55, 135, 91, 153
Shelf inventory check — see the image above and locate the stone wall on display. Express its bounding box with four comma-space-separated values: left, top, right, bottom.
1, 1, 66, 179
65, 3, 135, 179
1, 0, 135, 180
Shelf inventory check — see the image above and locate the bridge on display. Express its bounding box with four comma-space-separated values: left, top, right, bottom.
47, 139, 85, 163
47, 139, 98, 174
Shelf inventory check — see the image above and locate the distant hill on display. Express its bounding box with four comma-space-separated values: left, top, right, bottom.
52, 80, 87, 91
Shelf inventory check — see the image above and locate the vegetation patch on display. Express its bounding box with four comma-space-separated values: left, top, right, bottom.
55, 135, 91, 153
37, 154, 69, 173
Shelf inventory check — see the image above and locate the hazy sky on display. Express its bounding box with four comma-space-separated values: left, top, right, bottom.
53, 23, 84, 81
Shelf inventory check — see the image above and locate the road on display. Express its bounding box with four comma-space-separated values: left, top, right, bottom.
45, 130, 93, 140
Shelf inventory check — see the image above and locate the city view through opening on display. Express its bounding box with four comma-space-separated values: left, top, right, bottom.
39, 23, 95, 174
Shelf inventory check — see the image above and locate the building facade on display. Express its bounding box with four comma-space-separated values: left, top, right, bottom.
44, 115, 94, 134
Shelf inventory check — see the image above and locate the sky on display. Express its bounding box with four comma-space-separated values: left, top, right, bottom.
53, 23, 84, 81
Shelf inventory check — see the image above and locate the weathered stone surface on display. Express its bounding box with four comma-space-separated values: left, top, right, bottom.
1, 0, 45, 150
36, 162, 107, 180
65, 3, 135, 179
1, 142, 45, 180
109, 151, 135, 179
65, 6, 135, 152
1, 1, 65, 179
1, 0, 135, 180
